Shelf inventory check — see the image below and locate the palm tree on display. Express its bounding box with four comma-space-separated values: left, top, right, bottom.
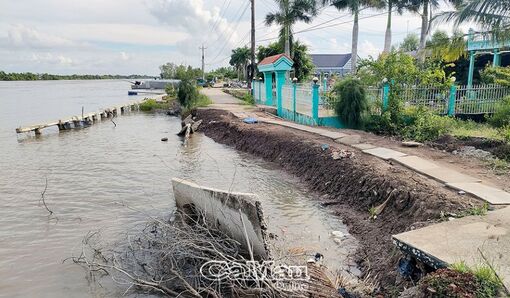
265, 0, 318, 57
409, 0, 463, 56
229, 47, 250, 80
323, 0, 376, 74
381, 0, 410, 52
437, 0, 510, 39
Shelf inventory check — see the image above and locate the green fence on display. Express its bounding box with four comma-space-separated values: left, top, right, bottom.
360, 84, 510, 116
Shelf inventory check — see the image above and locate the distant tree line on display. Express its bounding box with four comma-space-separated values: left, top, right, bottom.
0, 71, 152, 81
159, 63, 203, 80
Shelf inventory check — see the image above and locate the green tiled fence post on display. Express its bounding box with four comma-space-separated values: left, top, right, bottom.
292, 80, 297, 121
276, 71, 286, 116
448, 85, 457, 116
312, 83, 320, 124
263, 72, 273, 106
258, 79, 262, 103
382, 82, 390, 112
251, 80, 255, 96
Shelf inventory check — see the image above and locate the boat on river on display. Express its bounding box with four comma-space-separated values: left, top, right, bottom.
131, 79, 180, 90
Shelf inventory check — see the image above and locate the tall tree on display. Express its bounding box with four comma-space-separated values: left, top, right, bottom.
265, 0, 318, 57
229, 47, 251, 80
323, 0, 376, 74
381, 0, 409, 52
409, 0, 463, 57
399, 33, 420, 52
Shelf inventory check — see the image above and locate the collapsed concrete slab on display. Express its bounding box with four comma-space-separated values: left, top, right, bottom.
171, 178, 269, 259
393, 206, 510, 290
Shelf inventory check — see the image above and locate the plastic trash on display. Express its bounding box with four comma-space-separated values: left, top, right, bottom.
243, 117, 258, 124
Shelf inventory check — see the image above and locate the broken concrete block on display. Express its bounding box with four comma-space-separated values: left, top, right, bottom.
171, 178, 269, 258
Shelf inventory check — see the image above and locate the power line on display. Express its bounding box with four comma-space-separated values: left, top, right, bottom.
208, 0, 248, 49
295, 10, 395, 35
207, 30, 250, 66
209, 1, 250, 62
207, 0, 232, 42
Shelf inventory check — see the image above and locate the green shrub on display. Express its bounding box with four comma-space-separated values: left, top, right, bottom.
139, 99, 171, 111
501, 125, 510, 143
333, 77, 368, 128
480, 66, 510, 87
165, 84, 177, 97
400, 106, 456, 142
177, 79, 199, 108
242, 93, 255, 105
488, 96, 510, 128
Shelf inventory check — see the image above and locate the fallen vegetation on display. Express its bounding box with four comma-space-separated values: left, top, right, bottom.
70, 210, 352, 297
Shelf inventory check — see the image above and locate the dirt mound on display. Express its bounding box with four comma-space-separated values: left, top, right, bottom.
431, 135, 510, 162
197, 109, 478, 294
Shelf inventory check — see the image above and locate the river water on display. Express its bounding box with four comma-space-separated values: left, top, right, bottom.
0, 80, 357, 297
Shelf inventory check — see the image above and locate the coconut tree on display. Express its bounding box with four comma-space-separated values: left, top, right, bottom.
265, 0, 318, 57
381, 0, 412, 52
323, 0, 377, 74
437, 0, 510, 39
408, 0, 464, 55
229, 47, 250, 80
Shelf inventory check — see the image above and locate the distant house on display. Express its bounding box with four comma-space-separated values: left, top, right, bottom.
310, 54, 354, 76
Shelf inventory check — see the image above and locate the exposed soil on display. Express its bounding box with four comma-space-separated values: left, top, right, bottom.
431, 134, 510, 163
335, 128, 510, 192
196, 109, 481, 295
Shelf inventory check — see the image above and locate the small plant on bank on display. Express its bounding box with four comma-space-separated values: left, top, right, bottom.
421, 262, 504, 298
333, 77, 368, 128
461, 202, 489, 217
487, 96, 510, 128
368, 206, 377, 220
165, 84, 177, 97
241, 93, 255, 105
139, 98, 171, 112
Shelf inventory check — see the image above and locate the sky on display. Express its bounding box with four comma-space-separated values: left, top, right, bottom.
0, 0, 465, 75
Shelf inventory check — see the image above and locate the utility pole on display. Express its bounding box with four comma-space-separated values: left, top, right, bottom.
248, 0, 255, 89
199, 44, 207, 80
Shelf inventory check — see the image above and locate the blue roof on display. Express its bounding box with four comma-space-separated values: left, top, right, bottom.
310, 54, 352, 68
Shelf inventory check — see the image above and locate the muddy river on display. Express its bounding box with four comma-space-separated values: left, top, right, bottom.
0, 80, 357, 297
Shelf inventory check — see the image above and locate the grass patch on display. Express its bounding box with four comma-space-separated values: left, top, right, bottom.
421, 262, 504, 298
223, 88, 254, 105
461, 202, 489, 217
450, 261, 504, 298
485, 158, 510, 175
139, 98, 174, 112
195, 93, 212, 108
450, 121, 504, 141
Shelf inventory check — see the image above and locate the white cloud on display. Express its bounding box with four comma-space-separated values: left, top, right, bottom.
30, 53, 74, 66
7, 24, 84, 49
120, 52, 130, 61
148, 0, 249, 60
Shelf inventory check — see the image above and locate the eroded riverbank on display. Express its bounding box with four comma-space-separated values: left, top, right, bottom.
196, 108, 481, 294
